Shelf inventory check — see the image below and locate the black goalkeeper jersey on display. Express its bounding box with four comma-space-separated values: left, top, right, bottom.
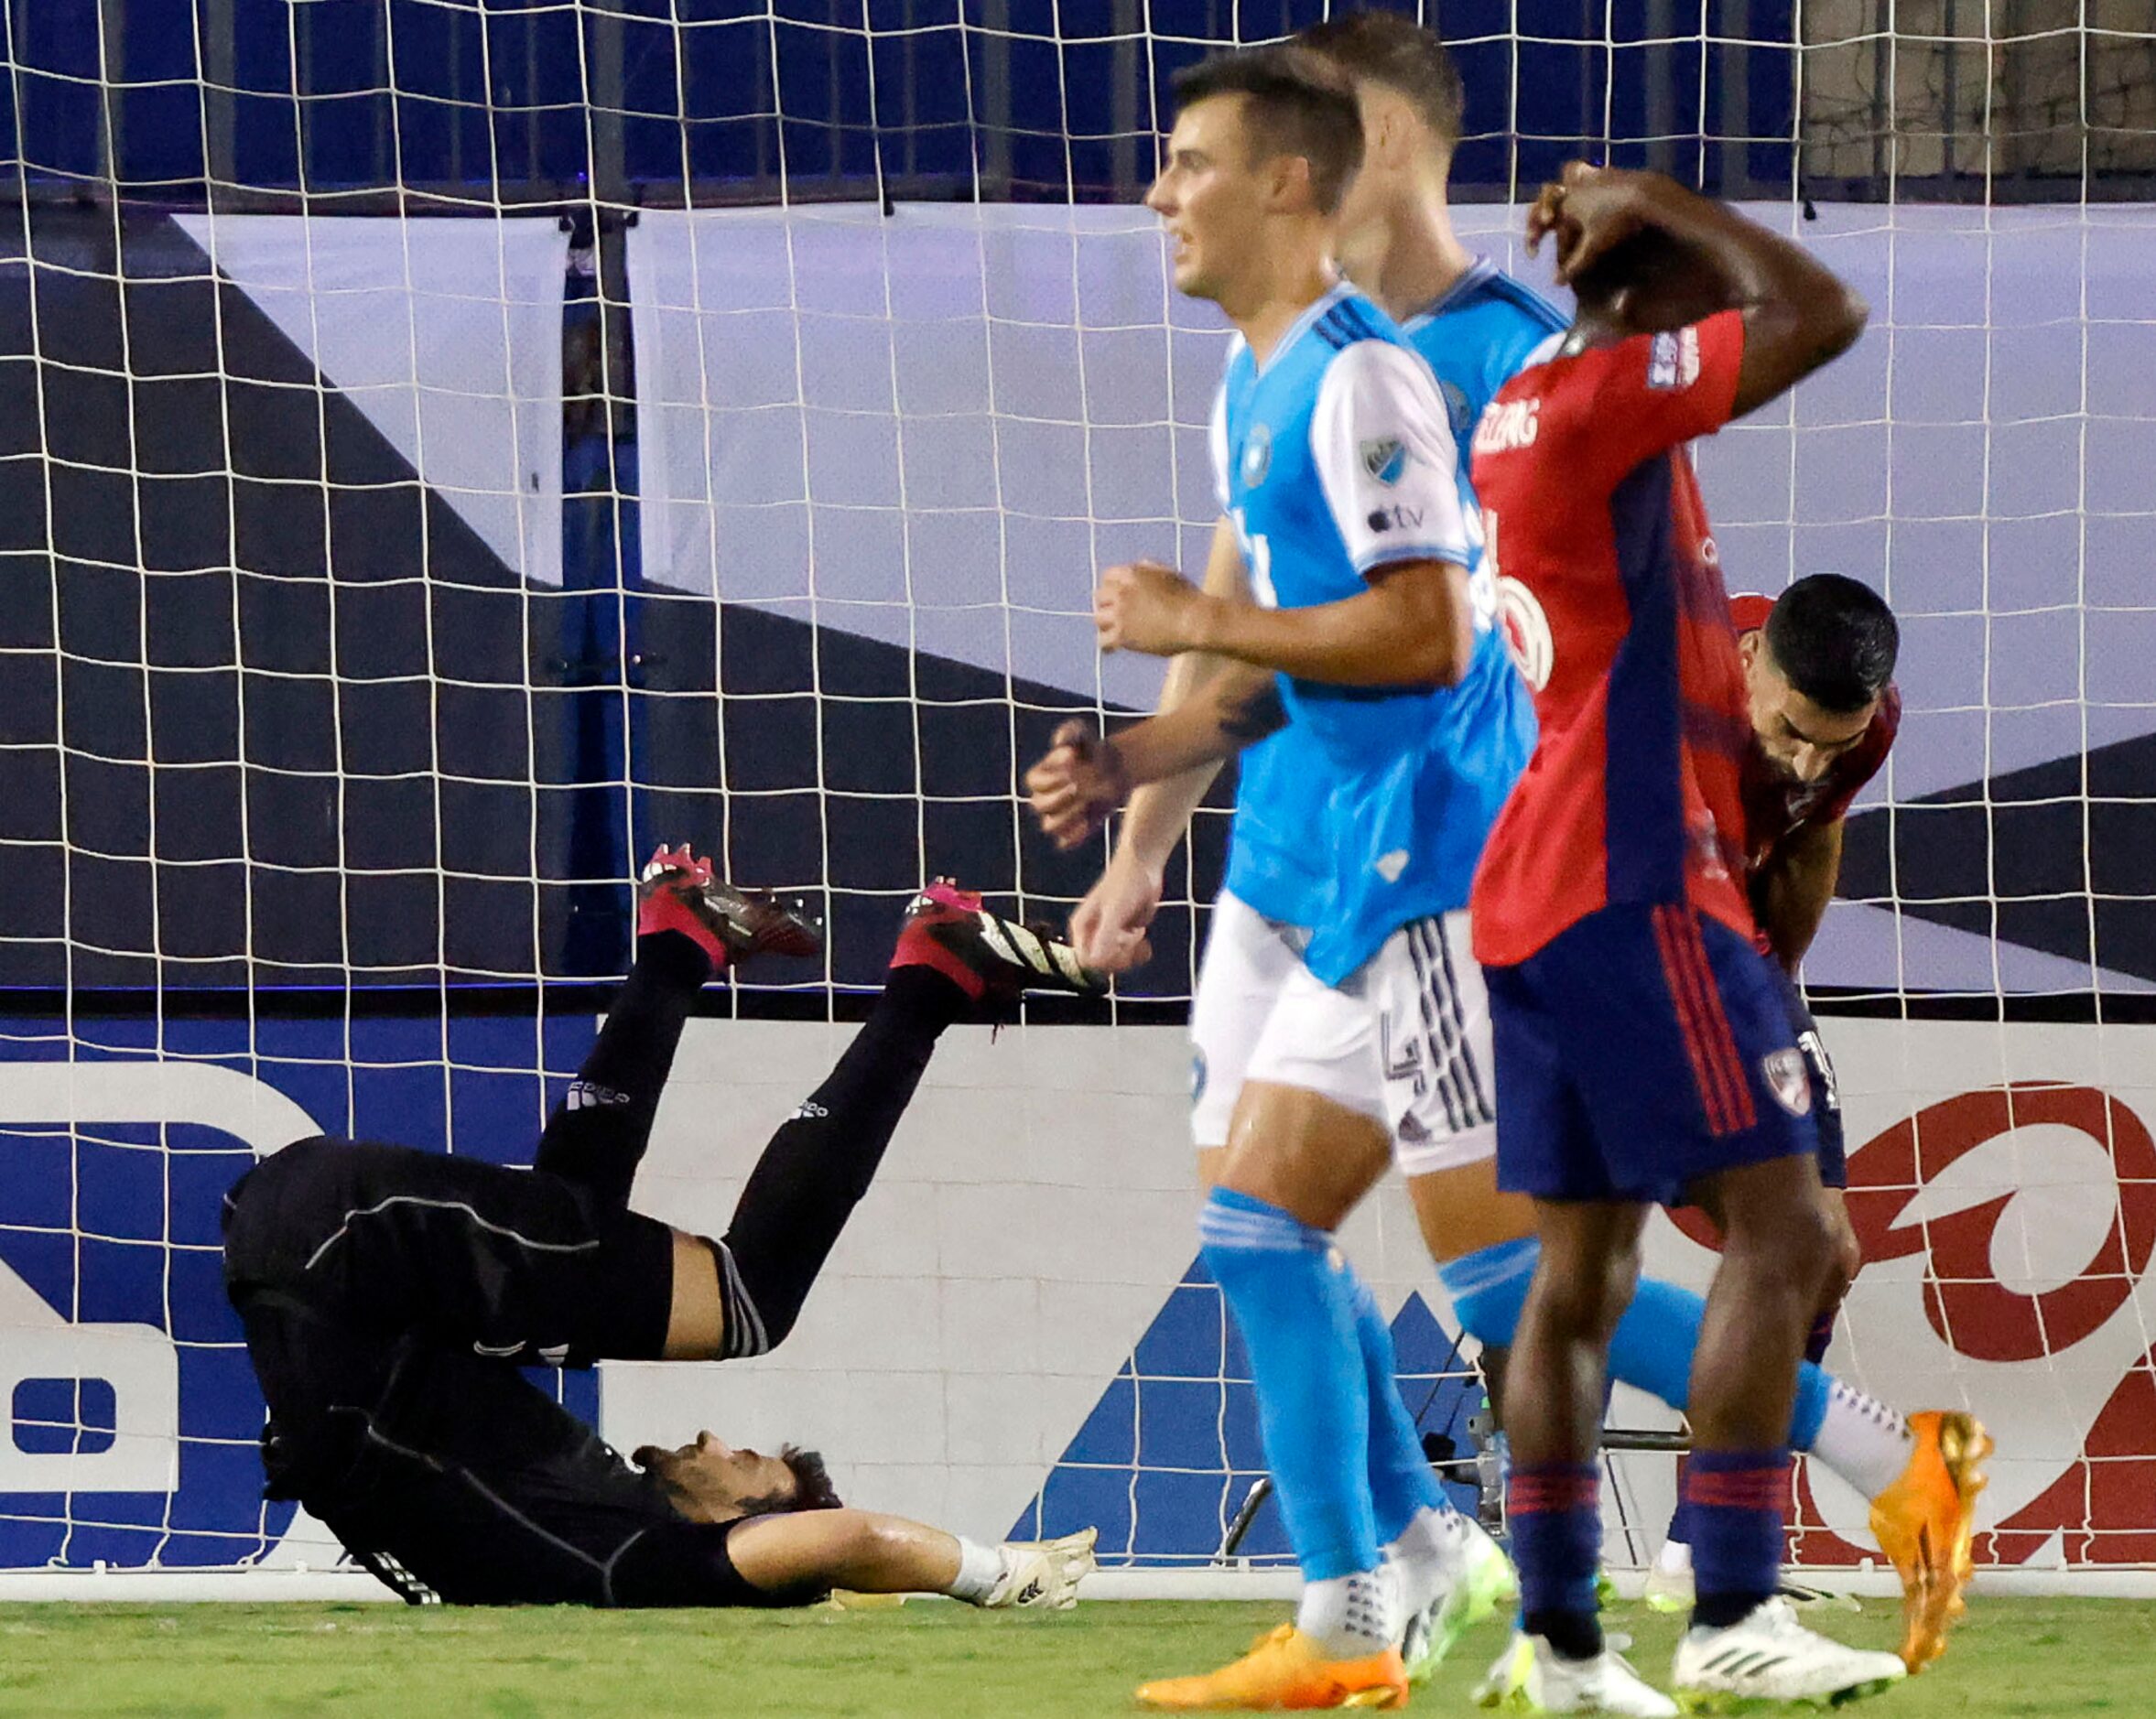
244, 1288, 803, 1608
295, 1329, 789, 1605
222, 1139, 814, 1610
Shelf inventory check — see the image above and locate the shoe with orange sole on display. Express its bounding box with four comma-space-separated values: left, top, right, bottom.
1869, 1409, 1993, 1671
1136, 1625, 1409, 1712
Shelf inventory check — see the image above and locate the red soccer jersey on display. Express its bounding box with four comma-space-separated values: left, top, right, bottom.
1728, 591, 1901, 882
1469, 309, 1754, 968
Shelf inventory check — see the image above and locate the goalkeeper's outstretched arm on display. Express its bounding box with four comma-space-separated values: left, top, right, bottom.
727, 1511, 1095, 1610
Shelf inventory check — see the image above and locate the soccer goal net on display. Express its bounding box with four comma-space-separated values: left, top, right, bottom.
1, 2, 2151, 1597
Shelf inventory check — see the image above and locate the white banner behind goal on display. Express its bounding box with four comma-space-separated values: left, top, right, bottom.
629, 200, 2156, 1000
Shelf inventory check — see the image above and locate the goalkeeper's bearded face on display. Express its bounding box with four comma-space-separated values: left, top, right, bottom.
634, 1432, 801, 1524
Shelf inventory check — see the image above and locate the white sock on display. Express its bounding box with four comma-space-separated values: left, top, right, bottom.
1297, 1566, 1396, 1658
1654, 1536, 1693, 1576
1386, 1506, 1460, 1617
944, 1535, 1008, 1605
1809, 1378, 1915, 1499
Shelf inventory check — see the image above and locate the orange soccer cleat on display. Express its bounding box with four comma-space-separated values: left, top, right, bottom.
1135, 1624, 1409, 1712
1868, 1409, 1993, 1672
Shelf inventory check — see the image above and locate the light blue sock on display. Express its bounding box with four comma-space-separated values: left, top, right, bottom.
1349, 1275, 1446, 1544
1200, 1188, 1378, 1583
1436, 1236, 1539, 1353
1439, 1238, 1835, 1452
1606, 1273, 1705, 1412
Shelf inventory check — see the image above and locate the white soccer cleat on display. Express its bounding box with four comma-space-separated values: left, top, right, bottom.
1642, 1559, 1694, 1616
982, 1526, 1097, 1610
1672, 1596, 1905, 1709
1474, 1631, 1678, 1716
1399, 1513, 1518, 1683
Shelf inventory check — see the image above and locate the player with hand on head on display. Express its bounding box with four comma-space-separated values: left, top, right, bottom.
1462, 163, 1921, 1713
1048, 40, 1532, 1713
222, 848, 1099, 1612
1652, 575, 1987, 1671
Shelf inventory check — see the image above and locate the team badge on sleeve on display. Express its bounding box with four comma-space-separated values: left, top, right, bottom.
1647, 327, 1702, 390
1359, 437, 1408, 484
1763, 1046, 1813, 1117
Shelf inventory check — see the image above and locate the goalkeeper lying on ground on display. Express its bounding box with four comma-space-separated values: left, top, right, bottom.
222, 847, 1100, 1609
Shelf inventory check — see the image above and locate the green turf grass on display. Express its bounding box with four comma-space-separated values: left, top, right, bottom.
0, 1596, 2144, 1717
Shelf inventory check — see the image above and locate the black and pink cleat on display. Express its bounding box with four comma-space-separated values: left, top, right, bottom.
893, 879, 1105, 1000
637, 844, 823, 971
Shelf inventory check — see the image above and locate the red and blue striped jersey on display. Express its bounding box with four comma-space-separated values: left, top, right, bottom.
1468, 308, 1754, 967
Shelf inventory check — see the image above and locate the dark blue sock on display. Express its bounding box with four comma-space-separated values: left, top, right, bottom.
1509, 1463, 1602, 1659
1666, 1487, 1694, 1551
1685, 1447, 1790, 1629
1199, 1188, 1378, 1583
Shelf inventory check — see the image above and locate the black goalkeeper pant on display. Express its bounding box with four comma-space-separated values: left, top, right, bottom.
221, 932, 967, 1605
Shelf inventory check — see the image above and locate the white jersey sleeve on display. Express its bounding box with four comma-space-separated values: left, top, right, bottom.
1310, 340, 1474, 578
1208, 377, 1231, 514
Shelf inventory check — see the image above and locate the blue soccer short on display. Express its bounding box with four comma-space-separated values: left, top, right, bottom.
1485, 902, 1819, 1206
1770, 964, 1847, 1189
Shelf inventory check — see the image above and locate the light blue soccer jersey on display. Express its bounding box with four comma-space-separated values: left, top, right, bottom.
1224, 275, 1561, 988
1210, 282, 1532, 985
1403, 257, 1571, 457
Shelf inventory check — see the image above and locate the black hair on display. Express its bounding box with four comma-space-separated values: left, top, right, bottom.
1763, 574, 1900, 714
1168, 45, 1364, 214
736, 1443, 844, 1518
1295, 9, 1466, 146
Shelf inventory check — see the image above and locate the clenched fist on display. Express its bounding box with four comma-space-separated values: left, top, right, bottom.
1094, 560, 1212, 657
1025, 719, 1131, 852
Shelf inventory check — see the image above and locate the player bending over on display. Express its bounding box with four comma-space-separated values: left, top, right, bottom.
1043, 42, 1537, 1713
1647, 574, 1986, 1637
222, 849, 1099, 1609
1461, 163, 1934, 1713
1029, 14, 1985, 1691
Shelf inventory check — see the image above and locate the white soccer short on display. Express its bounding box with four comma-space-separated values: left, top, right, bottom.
1189, 892, 1498, 1178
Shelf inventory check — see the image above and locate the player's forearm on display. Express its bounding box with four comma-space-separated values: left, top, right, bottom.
1634, 178, 1866, 408
1146, 513, 1251, 716
1117, 772, 1215, 876
1635, 178, 1855, 321
1754, 822, 1843, 970
1106, 514, 1251, 872
727, 1508, 961, 1596
1187, 561, 1473, 687
1114, 669, 1284, 785
1111, 670, 1282, 870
